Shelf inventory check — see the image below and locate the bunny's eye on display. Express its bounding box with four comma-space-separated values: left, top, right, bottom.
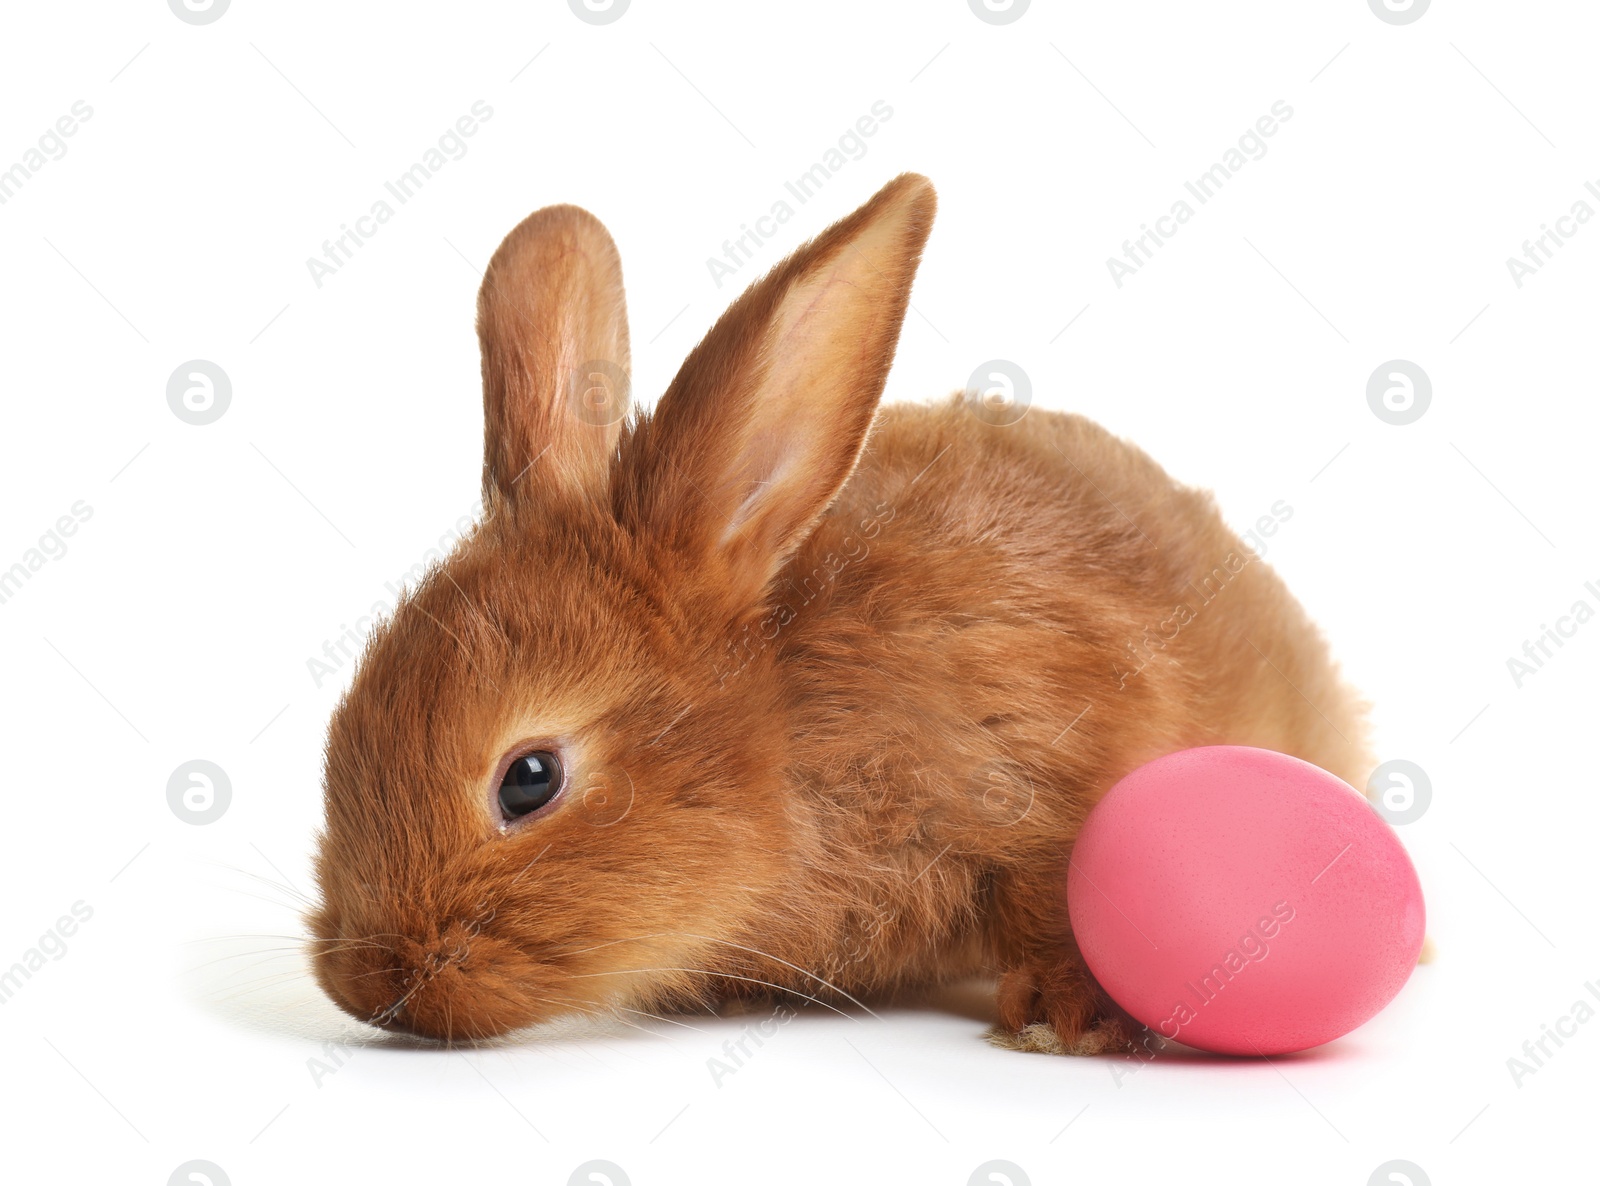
497, 751, 563, 822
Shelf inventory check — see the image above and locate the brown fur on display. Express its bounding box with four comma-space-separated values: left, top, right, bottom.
309, 175, 1371, 1052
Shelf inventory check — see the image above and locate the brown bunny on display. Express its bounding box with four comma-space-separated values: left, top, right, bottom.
309, 174, 1370, 1054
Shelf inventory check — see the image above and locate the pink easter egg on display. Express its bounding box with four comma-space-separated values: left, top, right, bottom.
1067, 746, 1425, 1055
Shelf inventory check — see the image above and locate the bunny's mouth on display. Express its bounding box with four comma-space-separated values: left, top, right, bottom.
363, 947, 469, 1035
367, 985, 438, 1037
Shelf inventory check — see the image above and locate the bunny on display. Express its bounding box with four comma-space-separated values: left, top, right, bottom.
309, 173, 1371, 1054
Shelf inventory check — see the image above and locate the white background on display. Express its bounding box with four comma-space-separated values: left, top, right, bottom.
1, 1, 1595, 1183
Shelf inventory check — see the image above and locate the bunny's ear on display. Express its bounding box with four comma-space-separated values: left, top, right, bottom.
623, 173, 936, 604
477, 204, 631, 507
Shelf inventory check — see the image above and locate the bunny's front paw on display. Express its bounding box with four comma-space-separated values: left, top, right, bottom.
988, 961, 1136, 1056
